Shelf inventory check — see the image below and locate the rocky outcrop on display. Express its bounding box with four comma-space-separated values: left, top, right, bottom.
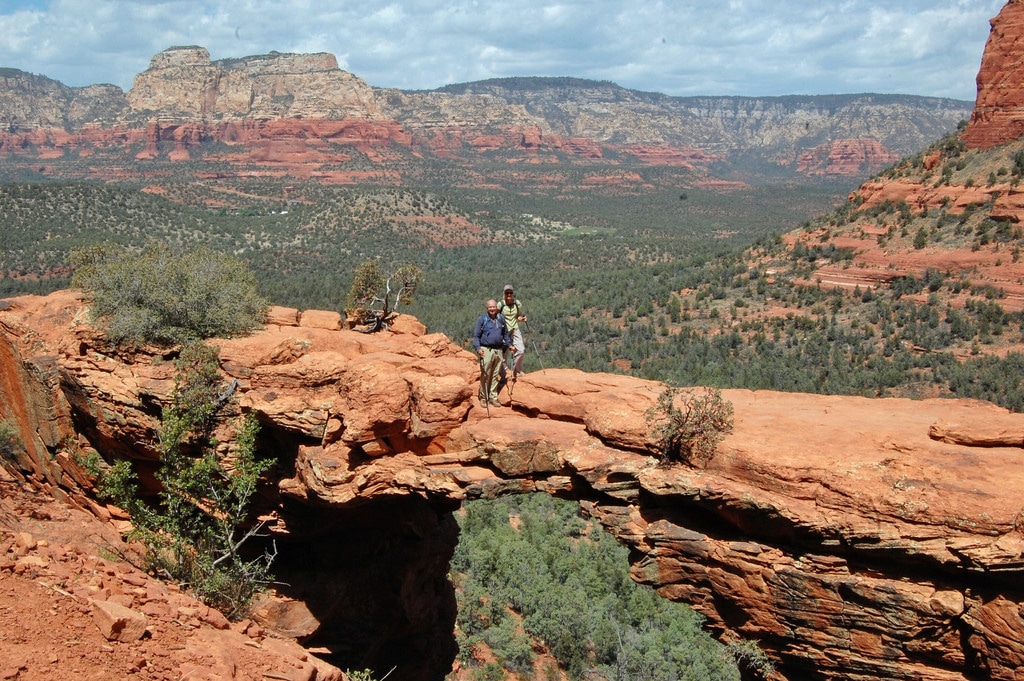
133, 117, 413, 162
795, 138, 901, 176
428, 80, 968, 159
962, 0, 1024, 149
2, 291, 1024, 681
794, 163, 1024, 313
127, 46, 384, 121
775, 1, 1024, 314
0, 482, 343, 680
0, 69, 127, 132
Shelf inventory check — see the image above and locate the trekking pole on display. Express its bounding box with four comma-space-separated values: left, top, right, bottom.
523, 320, 545, 372
480, 354, 492, 418
504, 336, 518, 402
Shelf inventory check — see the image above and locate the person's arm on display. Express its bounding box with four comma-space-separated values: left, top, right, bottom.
501, 317, 511, 348
472, 315, 484, 352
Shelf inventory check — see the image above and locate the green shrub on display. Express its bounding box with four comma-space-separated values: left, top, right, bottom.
729, 639, 775, 678
71, 242, 268, 347
646, 386, 735, 466
0, 419, 24, 471
472, 663, 506, 681
913, 227, 929, 250
345, 670, 382, 681
97, 341, 274, 618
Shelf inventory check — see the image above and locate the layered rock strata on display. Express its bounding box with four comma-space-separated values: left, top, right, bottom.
126, 46, 384, 121
2, 291, 1024, 681
0, 45, 970, 178
963, 0, 1024, 149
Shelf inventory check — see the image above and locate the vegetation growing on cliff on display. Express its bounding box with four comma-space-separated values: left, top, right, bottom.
344, 259, 422, 330
92, 342, 275, 617
71, 241, 268, 347
0, 419, 24, 473
646, 387, 734, 466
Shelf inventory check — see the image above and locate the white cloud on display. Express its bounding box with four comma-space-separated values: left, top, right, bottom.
0, 0, 1007, 100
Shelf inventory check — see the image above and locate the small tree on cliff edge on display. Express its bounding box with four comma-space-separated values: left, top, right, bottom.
94, 342, 275, 618
344, 259, 422, 332
646, 386, 734, 467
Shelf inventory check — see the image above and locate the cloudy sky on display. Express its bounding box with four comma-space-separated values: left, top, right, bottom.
0, 1, 1007, 102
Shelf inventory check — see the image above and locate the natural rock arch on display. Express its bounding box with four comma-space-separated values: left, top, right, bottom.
2, 291, 1024, 680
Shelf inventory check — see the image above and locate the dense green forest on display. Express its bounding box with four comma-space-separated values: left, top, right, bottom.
450, 493, 765, 681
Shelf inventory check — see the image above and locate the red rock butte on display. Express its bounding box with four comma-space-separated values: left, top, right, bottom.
963, 0, 1024, 149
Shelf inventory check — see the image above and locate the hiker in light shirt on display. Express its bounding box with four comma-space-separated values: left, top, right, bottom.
499, 285, 527, 383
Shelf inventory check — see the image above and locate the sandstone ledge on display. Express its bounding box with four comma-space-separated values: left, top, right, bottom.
2, 290, 1024, 680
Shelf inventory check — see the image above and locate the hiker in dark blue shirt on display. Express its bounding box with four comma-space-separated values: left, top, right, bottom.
473, 299, 511, 407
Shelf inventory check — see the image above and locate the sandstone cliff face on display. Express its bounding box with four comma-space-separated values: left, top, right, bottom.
963, 0, 1024, 149
126, 46, 385, 121
0, 69, 127, 131
0, 47, 972, 179
795, 138, 901, 176
427, 82, 968, 160
2, 291, 1024, 681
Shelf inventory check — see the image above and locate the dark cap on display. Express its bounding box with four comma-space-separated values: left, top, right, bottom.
503, 285, 514, 293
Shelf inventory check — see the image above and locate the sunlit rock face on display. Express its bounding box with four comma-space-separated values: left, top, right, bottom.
3, 290, 1024, 680
963, 0, 1024, 149
126, 46, 384, 121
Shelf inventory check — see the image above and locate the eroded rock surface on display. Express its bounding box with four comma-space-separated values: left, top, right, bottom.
2, 291, 1024, 680
0, 478, 343, 681
963, 0, 1024, 149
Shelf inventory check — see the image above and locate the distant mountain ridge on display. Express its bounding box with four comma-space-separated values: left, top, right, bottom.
421, 75, 970, 157
0, 68, 127, 129
0, 45, 973, 182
